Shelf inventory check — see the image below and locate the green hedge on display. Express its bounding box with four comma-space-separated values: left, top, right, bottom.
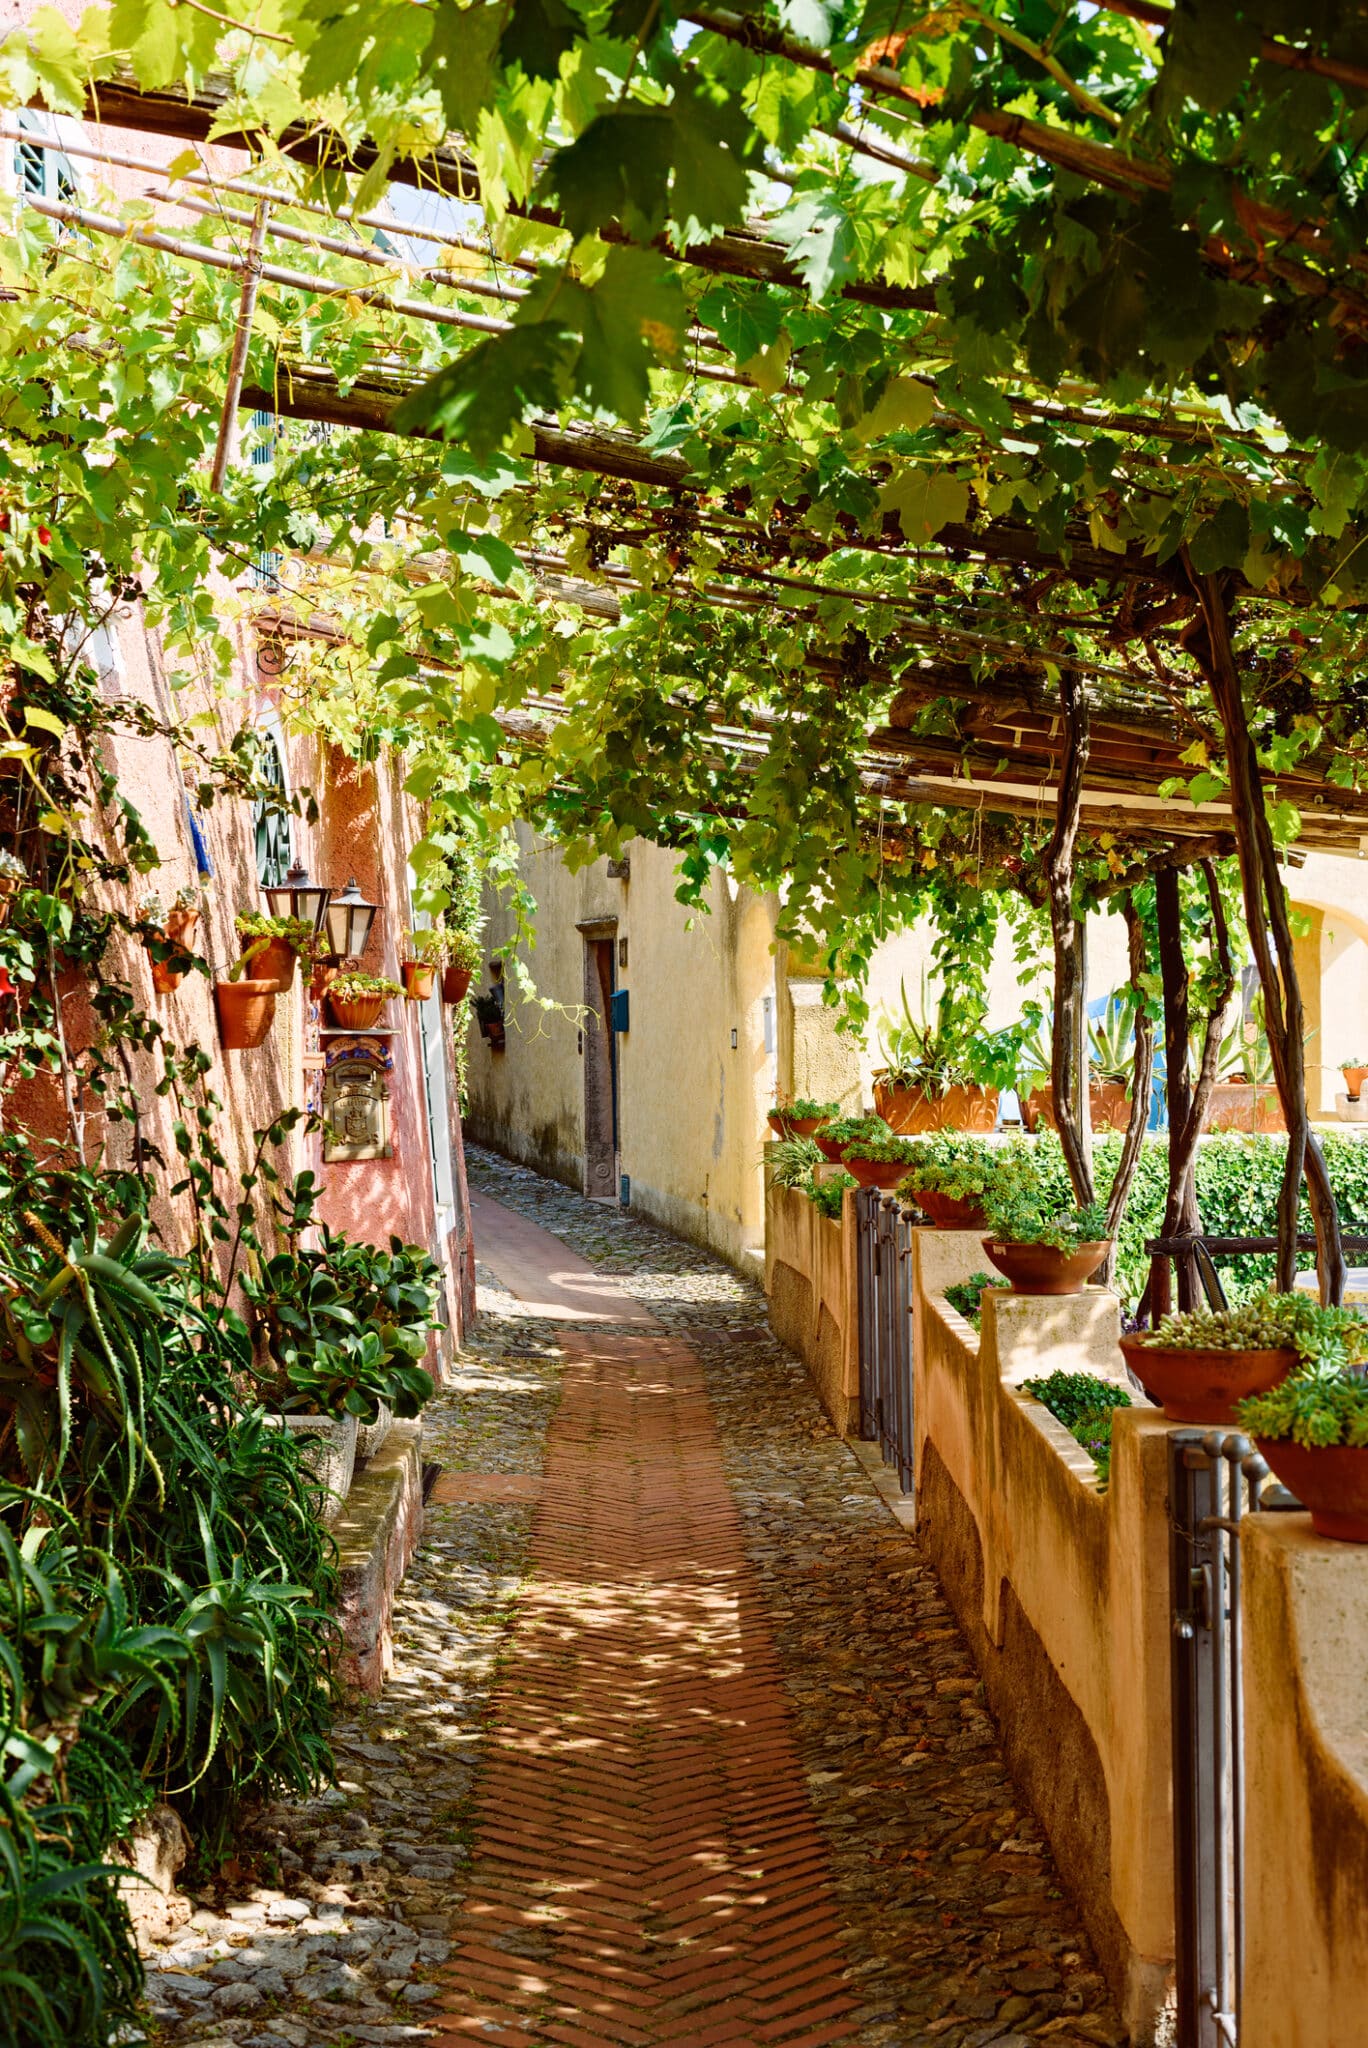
1094, 1131, 1368, 1303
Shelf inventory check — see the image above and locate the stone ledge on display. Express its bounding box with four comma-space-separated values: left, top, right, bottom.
334, 1420, 424, 1696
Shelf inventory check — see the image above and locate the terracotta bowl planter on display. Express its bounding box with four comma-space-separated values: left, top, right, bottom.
442, 963, 473, 1004
874, 1080, 998, 1134
1253, 1440, 1368, 1543
1025, 1082, 1132, 1133
1119, 1338, 1297, 1426
402, 960, 437, 1001
915, 1189, 988, 1230
215, 978, 277, 1050
814, 1131, 848, 1163
844, 1156, 908, 1191
768, 1112, 825, 1138
1342, 1065, 1368, 1102
328, 991, 387, 1030
980, 1237, 1111, 1295
1204, 1082, 1285, 1134
247, 935, 299, 993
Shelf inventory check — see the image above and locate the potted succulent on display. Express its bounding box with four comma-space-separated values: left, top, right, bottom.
215, 942, 278, 1049
1019, 1004, 1136, 1134
401, 926, 445, 1001
813, 1112, 890, 1163
0, 847, 26, 921
1240, 1360, 1368, 1543
235, 910, 316, 993
767, 1097, 838, 1139
979, 1151, 1110, 1294
443, 927, 482, 1005
1116, 1293, 1360, 1425
137, 884, 200, 995
840, 1132, 920, 1191
1341, 1056, 1368, 1102
327, 970, 402, 1030
872, 980, 1002, 1133
894, 1132, 1001, 1229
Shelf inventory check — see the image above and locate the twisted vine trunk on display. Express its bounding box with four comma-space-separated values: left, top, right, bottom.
1046, 670, 1094, 1208
1189, 567, 1345, 1301
1147, 861, 1235, 1317
1099, 893, 1156, 1284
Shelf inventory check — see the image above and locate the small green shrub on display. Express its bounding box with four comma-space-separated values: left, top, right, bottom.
809, 1171, 857, 1219
983, 1148, 1108, 1251
1023, 1369, 1133, 1486
943, 1270, 1006, 1328
895, 1132, 1000, 1201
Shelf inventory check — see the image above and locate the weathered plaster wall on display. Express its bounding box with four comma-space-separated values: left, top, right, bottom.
465, 828, 779, 1269
1241, 1517, 1368, 2048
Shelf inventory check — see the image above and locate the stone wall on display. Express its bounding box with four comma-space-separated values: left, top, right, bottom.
763, 1181, 859, 1432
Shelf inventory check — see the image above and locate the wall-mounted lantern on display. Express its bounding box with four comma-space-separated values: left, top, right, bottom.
323, 877, 379, 964
263, 860, 332, 939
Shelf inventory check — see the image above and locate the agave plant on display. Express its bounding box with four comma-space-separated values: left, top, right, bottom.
1088, 998, 1136, 1087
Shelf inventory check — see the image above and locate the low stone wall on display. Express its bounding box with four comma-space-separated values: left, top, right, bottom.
334, 1421, 425, 1695
763, 1181, 858, 1431
910, 1232, 1175, 2043
1241, 1517, 1368, 2048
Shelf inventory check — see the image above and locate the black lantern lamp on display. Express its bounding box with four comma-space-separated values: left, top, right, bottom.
324, 877, 379, 964
263, 861, 332, 939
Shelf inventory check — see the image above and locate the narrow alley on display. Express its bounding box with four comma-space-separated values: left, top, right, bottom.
142, 1148, 1124, 2048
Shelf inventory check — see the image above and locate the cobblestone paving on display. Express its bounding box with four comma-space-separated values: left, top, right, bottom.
141, 1146, 1124, 2048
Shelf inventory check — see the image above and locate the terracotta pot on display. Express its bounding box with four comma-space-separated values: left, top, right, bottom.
147, 905, 199, 996
1119, 1338, 1297, 1426
402, 960, 437, 1001
1343, 1065, 1368, 1103
244, 935, 299, 993
980, 1236, 1111, 1296
442, 963, 473, 1004
1253, 1440, 1368, 1543
814, 1131, 848, 1163
844, 1155, 908, 1191
214, 978, 277, 1050
328, 991, 387, 1030
1204, 1082, 1286, 1134
1025, 1082, 1132, 1133
874, 1080, 998, 1134
915, 1189, 988, 1230
768, 1112, 825, 1138
310, 961, 339, 1001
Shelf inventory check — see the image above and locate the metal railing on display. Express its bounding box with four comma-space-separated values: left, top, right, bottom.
854, 1187, 915, 1493
1168, 1430, 1301, 2047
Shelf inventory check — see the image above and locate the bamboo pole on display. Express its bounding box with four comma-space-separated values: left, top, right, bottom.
1045, 669, 1094, 1207
209, 198, 269, 494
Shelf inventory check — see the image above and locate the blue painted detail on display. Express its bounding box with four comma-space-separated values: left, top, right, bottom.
610, 988, 630, 1033
619, 1173, 631, 1207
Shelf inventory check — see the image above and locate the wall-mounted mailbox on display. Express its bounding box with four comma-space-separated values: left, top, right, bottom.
610, 989, 630, 1034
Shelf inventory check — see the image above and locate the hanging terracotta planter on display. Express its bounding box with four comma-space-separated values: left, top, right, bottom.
215, 978, 277, 1050
980, 1237, 1111, 1295
1119, 1338, 1297, 1426
1252, 1441, 1368, 1543
310, 960, 339, 1001
442, 963, 473, 1004
401, 960, 437, 1001
148, 905, 199, 996
874, 1079, 998, 1133
248, 936, 300, 993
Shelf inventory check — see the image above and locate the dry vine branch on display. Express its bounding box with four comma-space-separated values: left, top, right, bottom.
1046, 668, 1094, 1207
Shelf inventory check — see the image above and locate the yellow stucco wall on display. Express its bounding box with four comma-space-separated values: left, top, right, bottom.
464, 829, 779, 1270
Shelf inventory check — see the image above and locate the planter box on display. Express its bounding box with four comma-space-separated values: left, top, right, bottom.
1205, 1082, 1285, 1133
266, 1410, 358, 1522
873, 1080, 998, 1133
356, 1399, 393, 1465
1024, 1081, 1132, 1133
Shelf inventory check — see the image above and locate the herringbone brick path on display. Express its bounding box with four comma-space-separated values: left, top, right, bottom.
434, 1325, 858, 2048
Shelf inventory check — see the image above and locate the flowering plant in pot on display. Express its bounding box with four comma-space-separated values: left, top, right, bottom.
137, 884, 200, 995
1119, 1293, 1362, 1426
813, 1111, 889, 1162
401, 926, 445, 1000
235, 910, 316, 993
1239, 1365, 1368, 1543
443, 927, 481, 1004
767, 1097, 838, 1139
979, 1152, 1110, 1294
839, 1133, 920, 1191
326, 970, 401, 1030
894, 1132, 1001, 1229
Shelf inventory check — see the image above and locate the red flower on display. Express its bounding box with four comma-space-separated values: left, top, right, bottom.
36, 526, 51, 548
0, 967, 18, 999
